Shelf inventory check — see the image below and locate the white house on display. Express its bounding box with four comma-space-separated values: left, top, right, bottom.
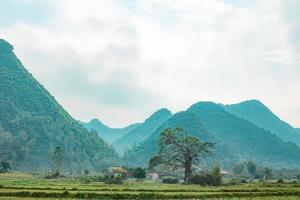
146, 172, 159, 180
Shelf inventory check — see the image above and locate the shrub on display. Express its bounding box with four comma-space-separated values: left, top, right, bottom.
62, 191, 69, 197
132, 167, 146, 179
104, 176, 124, 184
92, 175, 105, 182
162, 176, 178, 184
225, 178, 247, 185
188, 166, 222, 186
44, 171, 63, 179
77, 175, 105, 183
78, 176, 92, 184
0, 161, 11, 173
232, 163, 245, 176
241, 179, 248, 183
277, 178, 284, 183
188, 174, 206, 185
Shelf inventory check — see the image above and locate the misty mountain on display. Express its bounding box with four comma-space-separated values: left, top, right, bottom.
0, 39, 120, 172
223, 100, 300, 147
123, 111, 237, 167
113, 108, 172, 155
124, 102, 300, 168
188, 102, 300, 167
80, 119, 140, 144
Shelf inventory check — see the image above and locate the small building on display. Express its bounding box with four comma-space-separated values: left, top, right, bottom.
221, 169, 229, 175
105, 167, 127, 178
221, 169, 230, 178
146, 172, 159, 180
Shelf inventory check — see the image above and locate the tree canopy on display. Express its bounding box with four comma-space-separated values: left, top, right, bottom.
149, 128, 214, 182
132, 167, 146, 179
0, 161, 11, 173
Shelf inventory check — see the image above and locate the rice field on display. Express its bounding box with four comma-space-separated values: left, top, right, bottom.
1, 173, 300, 199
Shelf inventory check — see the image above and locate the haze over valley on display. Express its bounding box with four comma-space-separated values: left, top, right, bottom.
0, 1, 300, 199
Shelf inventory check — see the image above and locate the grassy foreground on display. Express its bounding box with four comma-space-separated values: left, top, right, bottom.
1, 173, 300, 199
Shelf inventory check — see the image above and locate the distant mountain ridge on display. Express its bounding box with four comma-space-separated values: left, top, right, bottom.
113, 108, 172, 154
124, 110, 237, 167
124, 101, 300, 168
0, 39, 120, 172
80, 119, 140, 144
223, 100, 300, 147
188, 102, 300, 167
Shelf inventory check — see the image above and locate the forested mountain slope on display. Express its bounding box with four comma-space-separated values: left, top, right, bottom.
188, 102, 300, 167
114, 108, 172, 154
223, 100, 300, 147
124, 111, 236, 167
124, 102, 300, 168
0, 39, 120, 173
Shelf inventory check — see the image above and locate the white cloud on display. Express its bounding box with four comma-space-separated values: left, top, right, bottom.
0, 0, 299, 127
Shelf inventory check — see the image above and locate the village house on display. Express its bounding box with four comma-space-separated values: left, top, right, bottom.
105, 167, 127, 178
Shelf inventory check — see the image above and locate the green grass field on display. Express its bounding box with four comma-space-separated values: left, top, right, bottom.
1, 173, 300, 199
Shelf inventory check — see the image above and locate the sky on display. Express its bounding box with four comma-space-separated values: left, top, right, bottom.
0, 0, 299, 128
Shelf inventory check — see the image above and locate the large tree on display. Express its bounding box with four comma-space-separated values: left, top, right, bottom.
245, 160, 256, 178
0, 161, 11, 173
52, 146, 64, 175
149, 128, 214, 182
132, 167, 146, 179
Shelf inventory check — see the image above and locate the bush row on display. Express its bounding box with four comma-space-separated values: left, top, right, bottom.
0, 185, 298, 193
1, 190, 300, 199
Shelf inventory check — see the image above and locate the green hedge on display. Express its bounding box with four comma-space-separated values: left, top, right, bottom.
1, 190, 300, 199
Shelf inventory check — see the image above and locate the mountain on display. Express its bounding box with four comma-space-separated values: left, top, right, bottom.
0, 39, 120, 173
223, 100, 300, 147
124, 101, 300, 168
123, 111, 237, 167
188, 102, 300, 167
80, 119, 140, 143
113, 109, 172, 155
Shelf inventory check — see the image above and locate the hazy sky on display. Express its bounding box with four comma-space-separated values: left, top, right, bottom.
0, 0, 299, 127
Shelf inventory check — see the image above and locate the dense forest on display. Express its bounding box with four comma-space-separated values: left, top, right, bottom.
122, 102, 300, 168
223, 100, 300, 147
0, 39, 120, 173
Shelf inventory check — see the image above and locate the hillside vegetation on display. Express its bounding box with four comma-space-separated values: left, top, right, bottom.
124, 102, 300, 168
223, 100, 300, 147
0, 39, 120, 173
113, 108, 172, 154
